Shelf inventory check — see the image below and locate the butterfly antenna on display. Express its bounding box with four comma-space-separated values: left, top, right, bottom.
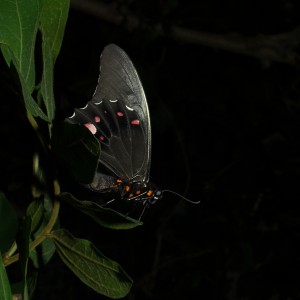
138, 202, 149, 220
162, 190, 200, 204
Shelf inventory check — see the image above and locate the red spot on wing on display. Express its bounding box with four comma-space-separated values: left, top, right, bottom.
99, 135, 105, 141
131, 119, 140, 125
117, 112, 124, 117
94, 116, 101, 122
84, 123, 97, 134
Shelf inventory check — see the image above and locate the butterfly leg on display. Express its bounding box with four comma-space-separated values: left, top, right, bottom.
138, 202, 150, 220
101, 198, 116, 207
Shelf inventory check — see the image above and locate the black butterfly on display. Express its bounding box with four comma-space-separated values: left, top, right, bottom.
67, 44, 198, 218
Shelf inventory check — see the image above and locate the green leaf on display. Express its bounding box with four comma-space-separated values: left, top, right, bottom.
0, 192, 18, 253
61, 192, 143, 229
26, 196, 59, 268
11, 271, 38, 299
52, 122, 100, 184
0, 251, 12, 300
26, 198, 44, 233
38, 0, 70, 128
0, 0, 49, 121
27, 271, 38, 299
0, 0, 42, 91
8, 48, 49, 121
50, 229, 133, 299
40, 38, 55, 126
16, 216, 32, 300
39, 0, 69, 63
29, 229, 56, 268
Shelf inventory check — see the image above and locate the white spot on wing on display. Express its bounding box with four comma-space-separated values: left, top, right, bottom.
109, 99, 118, 103
69, 112, 76, 118
125, 105, 134, 111
80, 104, 88, 109
94, 100, 103, 105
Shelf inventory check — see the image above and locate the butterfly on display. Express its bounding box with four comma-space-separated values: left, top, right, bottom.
67, 44, 199, 218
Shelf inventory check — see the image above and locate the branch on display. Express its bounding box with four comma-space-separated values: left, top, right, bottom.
70, 0, 300, 67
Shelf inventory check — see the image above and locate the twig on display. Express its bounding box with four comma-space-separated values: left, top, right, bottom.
70, 0, 300, 67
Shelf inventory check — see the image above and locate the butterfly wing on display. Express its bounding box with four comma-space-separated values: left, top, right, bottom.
67, 44, 151, 187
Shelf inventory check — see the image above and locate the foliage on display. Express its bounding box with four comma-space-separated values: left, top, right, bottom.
0, 1, 136, 298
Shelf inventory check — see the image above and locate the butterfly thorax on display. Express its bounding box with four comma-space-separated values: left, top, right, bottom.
113, 179, 162, 205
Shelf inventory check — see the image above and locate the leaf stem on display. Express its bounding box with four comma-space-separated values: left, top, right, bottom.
2, 242, 18, 259
27, 111, 50, 151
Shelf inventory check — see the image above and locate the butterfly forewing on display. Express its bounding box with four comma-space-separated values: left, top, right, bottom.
67, 44, 151, 185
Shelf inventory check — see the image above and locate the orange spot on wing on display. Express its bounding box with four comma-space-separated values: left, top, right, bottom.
147, 190, 153, 197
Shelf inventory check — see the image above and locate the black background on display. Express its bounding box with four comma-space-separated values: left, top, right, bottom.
1, 0, 300, 299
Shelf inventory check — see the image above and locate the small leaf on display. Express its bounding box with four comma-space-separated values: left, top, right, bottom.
0, 1, 49, 121
27, 271, 38, 299
0, 0, 42, 91
16, 216, 32, 300
50, 229, 133, 299
40, 38, 55, 126
29, 195, 57, 268
39, 0, 70, 63
38, 0, 70, 129
0, 192, 18, 253
8, 48, 49, 121
52, 122, 100, 183
29, 231, 56, 268
0, 251, 12, 300
60, 192, 143, 230
11, 271, 38, 299
26, 198, 44, 233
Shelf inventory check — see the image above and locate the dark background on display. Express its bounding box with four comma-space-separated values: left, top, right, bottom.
1, 0, 300, 299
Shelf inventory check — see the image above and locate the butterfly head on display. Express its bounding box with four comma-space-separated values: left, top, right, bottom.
147, 187, 163, 204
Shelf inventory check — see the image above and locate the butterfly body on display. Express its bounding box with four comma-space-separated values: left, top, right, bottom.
86, 171, 161, 206
67, 44, 199, 214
